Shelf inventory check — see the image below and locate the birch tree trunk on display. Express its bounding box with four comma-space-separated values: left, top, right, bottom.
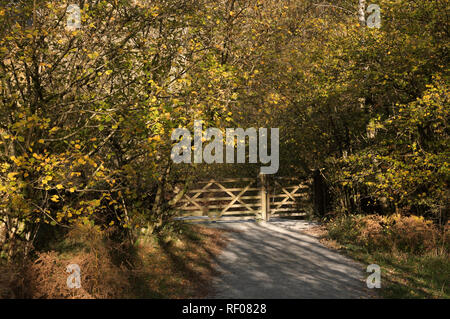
358, 0, 366, 26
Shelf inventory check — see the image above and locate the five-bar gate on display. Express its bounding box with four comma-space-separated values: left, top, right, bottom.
174, 176, 310, 222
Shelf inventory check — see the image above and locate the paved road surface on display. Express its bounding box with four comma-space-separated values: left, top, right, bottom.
206, 219, 372, 299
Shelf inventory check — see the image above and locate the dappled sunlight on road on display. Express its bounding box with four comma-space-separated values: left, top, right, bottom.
206, 220, 372, 299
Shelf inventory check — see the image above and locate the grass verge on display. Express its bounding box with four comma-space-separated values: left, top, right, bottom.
130, 223, 229, 298
1, 223, 229, 299
303, 217, 449, 299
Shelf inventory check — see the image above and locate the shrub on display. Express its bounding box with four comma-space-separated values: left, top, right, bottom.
18, 223, 131, 299
327, 214, 447, 255
356, 215, 391, 251
389, 214, 439, 254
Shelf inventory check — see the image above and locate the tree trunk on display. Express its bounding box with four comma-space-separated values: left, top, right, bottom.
313, 169, 330, 216
358, 0, 366, 26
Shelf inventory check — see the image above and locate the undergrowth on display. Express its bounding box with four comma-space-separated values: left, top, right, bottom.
0, 222, 228, 299
324, 214, 449, 298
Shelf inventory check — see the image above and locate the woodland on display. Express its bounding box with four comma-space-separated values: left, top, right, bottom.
0, 0, 448, 298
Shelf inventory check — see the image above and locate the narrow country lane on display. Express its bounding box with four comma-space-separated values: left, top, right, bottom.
207, 220, 373, 299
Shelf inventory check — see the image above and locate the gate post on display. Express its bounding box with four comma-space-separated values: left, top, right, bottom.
312, 169, 330, 217
259, 174, 269, 221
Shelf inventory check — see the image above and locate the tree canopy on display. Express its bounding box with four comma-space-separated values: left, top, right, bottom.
0, 0, 448, 258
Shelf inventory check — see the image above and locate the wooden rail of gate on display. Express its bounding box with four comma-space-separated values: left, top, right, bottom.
269, 177, 310, 217
174, 176, 310, 222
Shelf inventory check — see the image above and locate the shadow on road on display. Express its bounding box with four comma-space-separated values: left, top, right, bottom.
204, 220, 373, 299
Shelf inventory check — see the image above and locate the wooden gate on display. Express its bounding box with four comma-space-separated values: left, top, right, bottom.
174, 176, 310, 222
269, 177, 310, 217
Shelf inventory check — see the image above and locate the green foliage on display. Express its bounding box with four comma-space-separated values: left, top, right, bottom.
334, 78, 449, 214
327, 214, 448, 255
0, 0, 240, 249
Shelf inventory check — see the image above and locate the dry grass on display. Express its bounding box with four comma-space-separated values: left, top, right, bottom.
301, 225, 343, 251
0, 223, 229, 299
309, 214, 450, 299
130, 225, 229, 298
0, 263, 20, 298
